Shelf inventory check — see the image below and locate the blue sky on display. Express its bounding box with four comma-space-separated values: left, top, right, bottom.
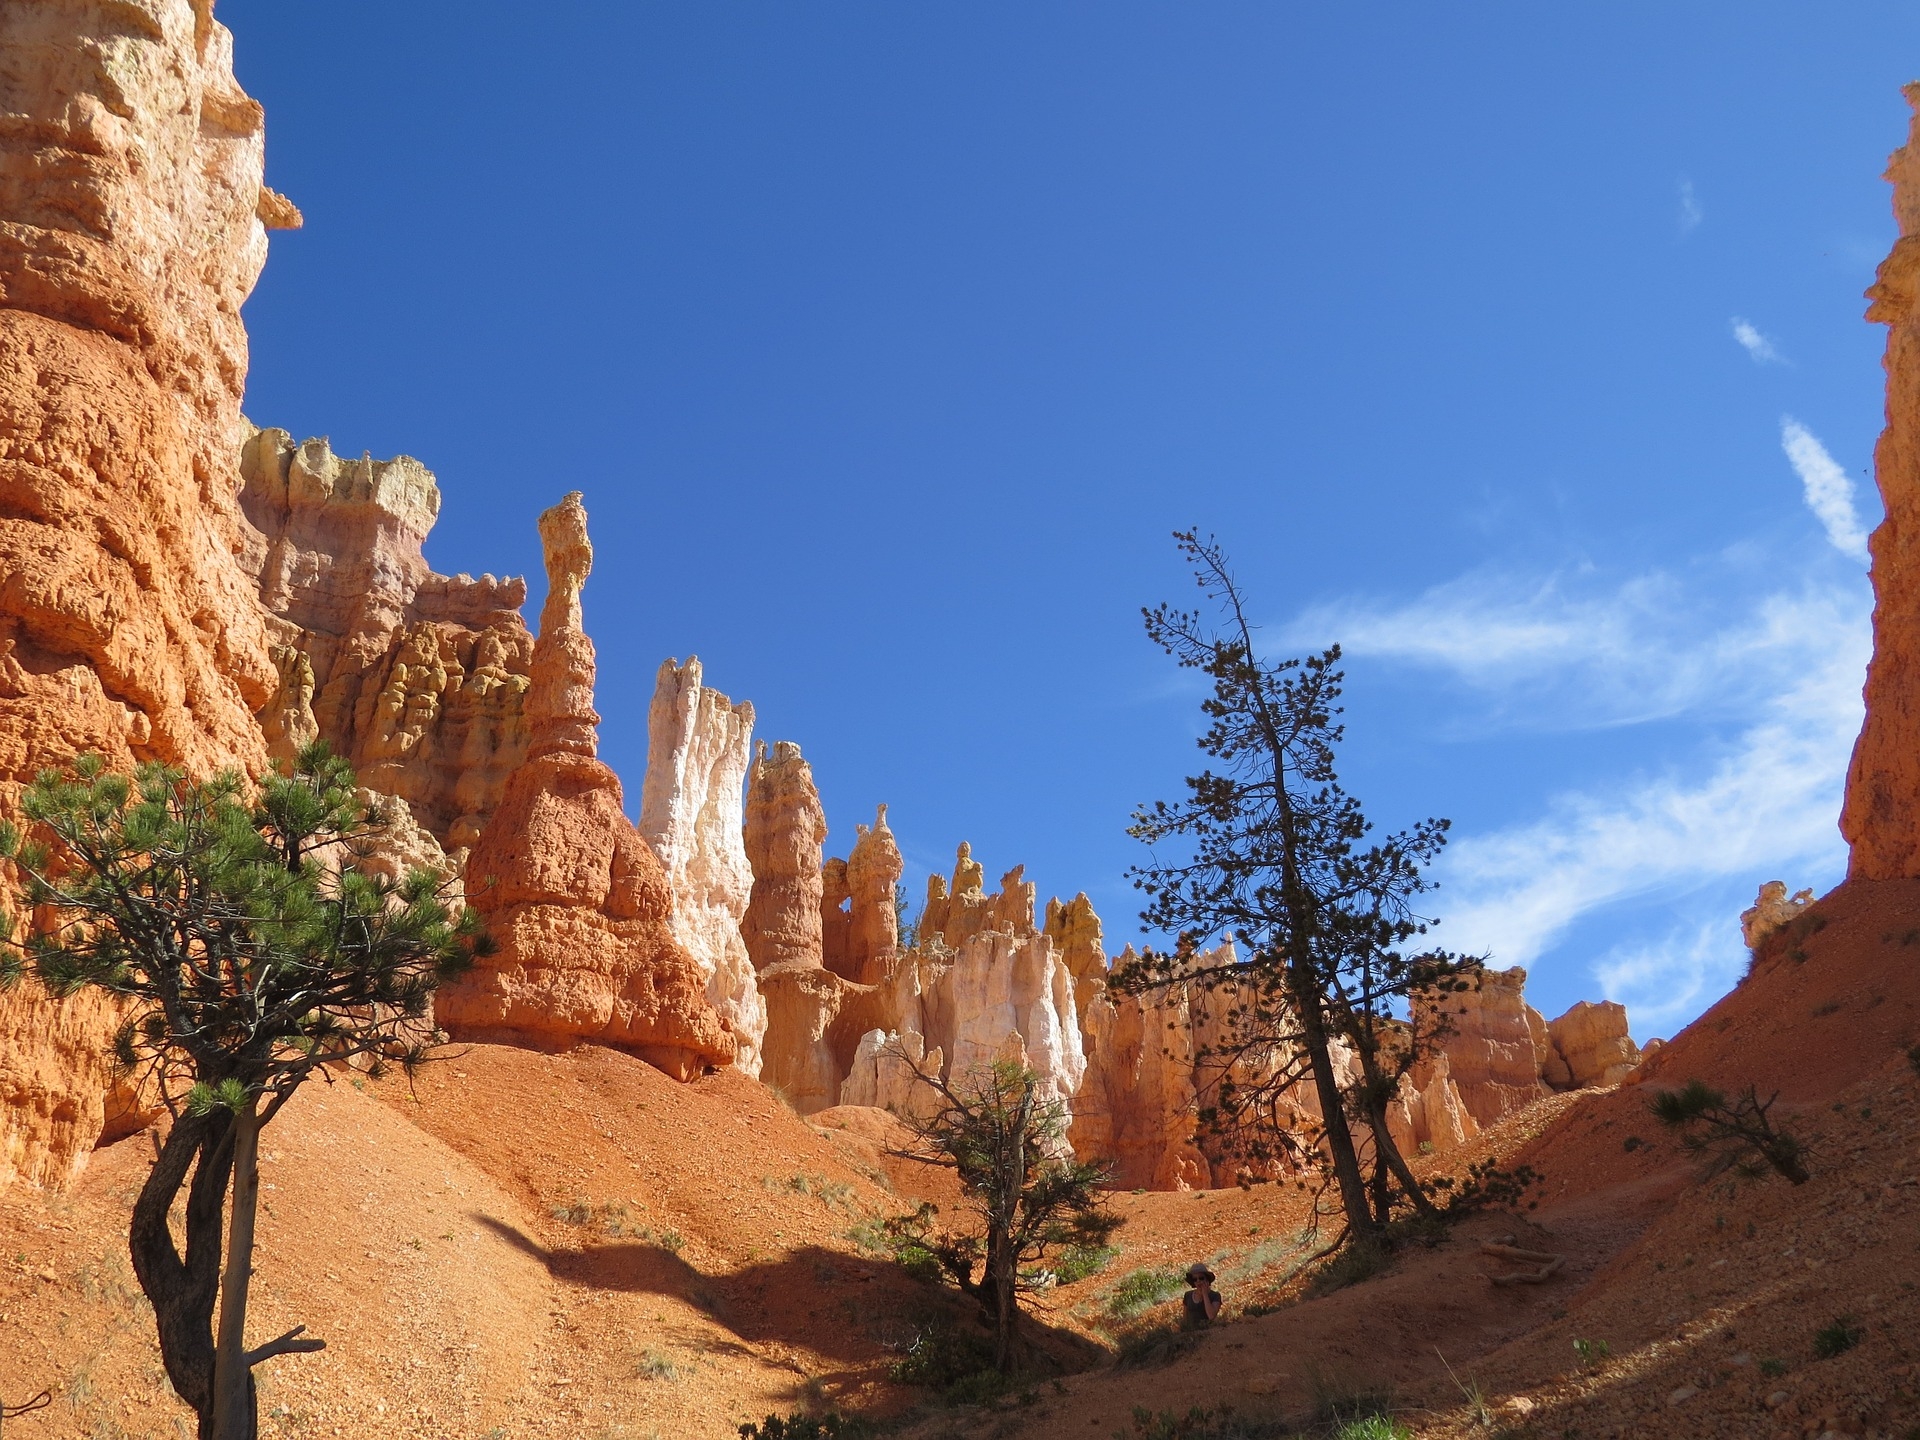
225, 3, 1920, 1039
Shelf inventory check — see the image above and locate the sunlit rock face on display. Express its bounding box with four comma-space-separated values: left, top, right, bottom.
1414, 965, 1554, 1129
638, 657, 766, 1078
1545, 1000, 1641, 1089
238, 429, 534, 854
439, 494, 736, 1080
1846, 84, 1920, 879
0, 0, 287, 786
0, 0, 287, 1192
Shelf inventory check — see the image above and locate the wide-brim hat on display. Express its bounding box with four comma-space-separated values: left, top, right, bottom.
1186, 1263, 1215, 1284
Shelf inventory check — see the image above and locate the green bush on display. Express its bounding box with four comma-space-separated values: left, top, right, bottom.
1054, 1244, 1120, 1285
1108, 1266, 1183, 1316
1813, 1317, 1863, 1359
1330, 1418, 1409, 1440
888, 1322, 995, 1393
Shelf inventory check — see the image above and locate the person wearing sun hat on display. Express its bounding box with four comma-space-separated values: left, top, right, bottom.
1181, 1262, 1221, 1328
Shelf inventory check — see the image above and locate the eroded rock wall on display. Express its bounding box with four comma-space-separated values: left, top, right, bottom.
1845, 84, 1920, 879
238, 429, 533, 853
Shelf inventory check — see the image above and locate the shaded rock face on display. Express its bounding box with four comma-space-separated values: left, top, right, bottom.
1071, 972, 1209, 1191
438, 495, 735, 1080
1846, 83, 1920, 879
0, 986, 158, 1191
638, 657, 766, 1078
238, 429, 533, 852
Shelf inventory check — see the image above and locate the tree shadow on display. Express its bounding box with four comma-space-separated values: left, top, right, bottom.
471, 1212, 1103, 1379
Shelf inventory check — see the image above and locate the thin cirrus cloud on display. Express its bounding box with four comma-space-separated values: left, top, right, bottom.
1283, 424, 1874, 1036
1781, 416, 1870, 560
1678, 178, 1703, 236
1731, 317, 1786, 364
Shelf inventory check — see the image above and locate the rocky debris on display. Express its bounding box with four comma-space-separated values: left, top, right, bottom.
1740, 879, 1815, 950
238, 429, 534, 851
438, 494, 734, 1080
637, 657, 766, 1078
1845, 83, 1920, 878
1546, 1000, 1641, 1089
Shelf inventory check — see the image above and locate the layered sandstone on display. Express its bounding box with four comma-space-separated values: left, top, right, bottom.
1844, 83, 1920, 878
0, 0, 291, 1192
638, 657, 766, 1077
743, 742, 829, 972
437, 494, 734, 1079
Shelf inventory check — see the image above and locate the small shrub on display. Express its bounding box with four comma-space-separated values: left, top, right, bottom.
1622, 1135, 1643, 1152
551, 1198, 594, 1225
1813, 1316, 1863, 1359
1054, 1244, 1120, 1285
1113, 1320, 1198, 1370
738, 1413, 869, 1440
1305, 1363, 1397, 1427
888, 1321, 995, 1393
637, 1349, 679, 1381
1330, 1418, 1409, 1440
1758, 1358, 1787, 1377
1573, 1337, 1610, 1369
658, 1229, 685, 1255
845, 1218, 890, 1256
1650, 1080, 1810, 1185
1108, 1266, 1183, 1316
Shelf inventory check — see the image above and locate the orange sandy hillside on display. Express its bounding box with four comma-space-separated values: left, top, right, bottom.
0, 1042, 978, 1440
963, 879, 1920, 1440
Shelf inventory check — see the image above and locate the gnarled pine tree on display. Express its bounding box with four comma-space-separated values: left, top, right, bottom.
0, 744, 489, 1440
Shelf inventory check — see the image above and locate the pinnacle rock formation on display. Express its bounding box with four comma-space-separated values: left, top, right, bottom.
638, 657, 766, 1077
743, 742, 829, 972
437, 494, 735, 1080
1845, 83, 1920, 878
845, 807, 905, 984
1044, 892, 1107, 1033
1740, 880, 1814, 950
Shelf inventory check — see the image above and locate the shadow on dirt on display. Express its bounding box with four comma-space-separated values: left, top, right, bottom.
472, 1212, 1103, 1379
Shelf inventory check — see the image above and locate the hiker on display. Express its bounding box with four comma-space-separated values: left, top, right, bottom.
1182, 1262, 1221, 1328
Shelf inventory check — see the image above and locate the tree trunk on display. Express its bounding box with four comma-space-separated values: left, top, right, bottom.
210, 1100, 262, 1440
129, 1110, 234, 1437
1292, 987, 1377, 1239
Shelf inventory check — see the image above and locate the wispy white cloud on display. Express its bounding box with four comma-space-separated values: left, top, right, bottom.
1288, 569, 1858, 732
1731, 318, 1785, 364
1592, 918, 1742, 1033
1434, 609, 1864, 973
1781, 417, 1870, 560
1678, 178, 1703, 236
